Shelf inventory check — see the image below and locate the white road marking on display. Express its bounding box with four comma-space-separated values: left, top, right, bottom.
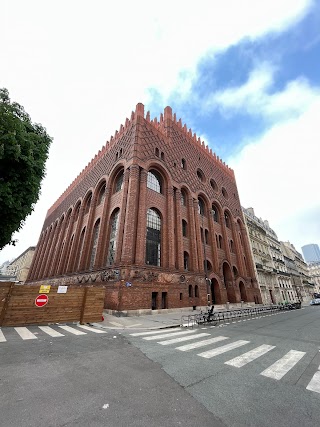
14, 327, 37, 340
109, 321, 123, 327
77, 324, 106, 333
225, 344, 275, 368
130, 329, 182, 337
198, 340, 250, 359
158, 333, 210, 345
38, 326, 64, 337
306, 366, 320, 394
0, 329, 6, 342
58, 325, 86, 335
143, 330, 196, 341
126, 323, 142, 328
176, 336, 229, 351
260, 350, 305, 380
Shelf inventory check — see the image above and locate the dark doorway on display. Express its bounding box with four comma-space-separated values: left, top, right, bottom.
161, 292, 167, 309
152, 292, 158, 310
269, 289, 275, 304
239, 281, 247, 302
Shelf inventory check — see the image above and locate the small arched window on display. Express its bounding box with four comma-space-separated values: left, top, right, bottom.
183, 252, 189, 271
229, 239, 234, 252
181, 158, 186, 170
182, 220, 188, 237
114, 170, 124, 193
77, 227, 86, 270
147, 170, 162, 193
219, 235, 223, 249
146, 208, 161, 266
107, 209, 120, 266
205, 229, 209, 244
155, 147, 159, 157
188, 285, 193, 298
74, 204, 81, 222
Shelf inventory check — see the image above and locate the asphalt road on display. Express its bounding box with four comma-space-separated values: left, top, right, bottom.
123, 306, 320, 427
0, 323, 224, 427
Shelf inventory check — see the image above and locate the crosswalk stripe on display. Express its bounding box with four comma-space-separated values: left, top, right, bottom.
260, 350, 305, 380
58, 325, 87, 335
176, 336, 229, 351
225, 344, 275, 368
143, 330, 196, 341
130, 329, 182, 337
0, 329, 7, 342
77, 324, 106, 333
38, 326, 64, 337
158, 333, 210, 345
306, 366, 320, 394
14, 327, 37, 340
109, 321, 123, 327
198, 340, 250, 359
126, 323, 142, 328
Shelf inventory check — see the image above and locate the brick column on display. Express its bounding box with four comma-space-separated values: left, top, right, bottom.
43, 222, 61, 278
81, 194, 98, 270
58, 212, 75, 274
29, 233, 46, 280
208, 210, 219, 272
67, 205, 86, 272
95, 185, 111, 268
166, 185, 175, 269
233, 221, 246, 277
192, 198, 202, 272
38, 227, 55, 279
221, 212, 232, 263
122, 165, 143, 264
115, 168, 130, 264
50, 215, 69, 276
174, 188, 184, 270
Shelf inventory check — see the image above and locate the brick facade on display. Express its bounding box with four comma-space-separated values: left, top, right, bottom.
27, 103, 261, 311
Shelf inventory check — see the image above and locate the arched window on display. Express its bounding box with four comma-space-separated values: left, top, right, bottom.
84, 195, 91, 215
89, 219, 100, 269
188, 285, 193, 297
198, 198, 205, 216
219, 235, 223, 249
204, 260, 212, 272
205, 229, 209, 244
181, 158, 186, 170
195, 285, 199, 298
114, 170, 124, 193
97, 184, 106, 205
107, 209, 120, 266
146, 208, 161, 266
229, 239, 234, 252
74, 203, 81, 222
181, 189, 187, 206
147, 170, 162, 193
212, 205, 219, 223
182, 220, 187, 237
183, 252, 189, 271
155, 147, 159, 157
225, 212, 230, 228
77, 227, 86, 270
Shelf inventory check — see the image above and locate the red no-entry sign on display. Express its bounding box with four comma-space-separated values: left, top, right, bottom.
35, 294, 49, 307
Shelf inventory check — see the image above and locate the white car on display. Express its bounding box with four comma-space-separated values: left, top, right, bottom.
310, 298, 320, 305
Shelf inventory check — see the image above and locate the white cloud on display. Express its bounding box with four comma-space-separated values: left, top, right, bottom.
0, 0, 315, 263
228, 94, 320, 250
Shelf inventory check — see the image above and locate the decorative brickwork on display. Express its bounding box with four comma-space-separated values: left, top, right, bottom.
27, 103, 261, 310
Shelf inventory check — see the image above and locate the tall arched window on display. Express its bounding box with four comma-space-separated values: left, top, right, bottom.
188, 285, 193, 297
198, 198, 205, 216
147, 170, 162, 193
84, 195, 92, 215
181, 189, 187, 206
182, 220, 188, 237
212, 205, 219, 223
98, 184, 106, 205
225, 212, 230, 228
77, 227, 86, 269
114, 170, 124, 193
183, 251, 189, 271
146, 208, 161, 266
107, 209, 120, 265
89, 219, 100, 269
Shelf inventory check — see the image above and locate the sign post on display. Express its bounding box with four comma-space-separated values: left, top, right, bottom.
35, 294, 49, 307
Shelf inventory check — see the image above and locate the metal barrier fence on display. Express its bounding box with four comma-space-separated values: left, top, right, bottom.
181, 303, 301, 328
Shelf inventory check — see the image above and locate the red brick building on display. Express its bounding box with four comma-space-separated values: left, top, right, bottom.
27, 103, 261, 312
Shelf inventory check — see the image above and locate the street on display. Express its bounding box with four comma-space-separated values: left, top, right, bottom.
1, 307, 320, 426
123, 306, 320, 427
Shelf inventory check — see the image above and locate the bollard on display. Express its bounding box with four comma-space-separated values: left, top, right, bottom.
241, 300, 244, 307
226, 301, 230, 310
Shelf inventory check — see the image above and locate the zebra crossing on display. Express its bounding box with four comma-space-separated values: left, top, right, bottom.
129, 328, 320, 395
0, 324, 106, 343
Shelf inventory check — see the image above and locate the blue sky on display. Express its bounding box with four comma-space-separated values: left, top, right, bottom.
1, 0, 319, 264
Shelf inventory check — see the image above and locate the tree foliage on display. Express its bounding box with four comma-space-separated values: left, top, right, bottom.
0, 88, 52, 250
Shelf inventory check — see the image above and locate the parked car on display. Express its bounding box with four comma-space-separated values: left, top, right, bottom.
310, 298, 320, 305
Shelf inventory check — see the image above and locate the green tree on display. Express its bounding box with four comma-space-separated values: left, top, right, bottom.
0, 88, 52, 250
